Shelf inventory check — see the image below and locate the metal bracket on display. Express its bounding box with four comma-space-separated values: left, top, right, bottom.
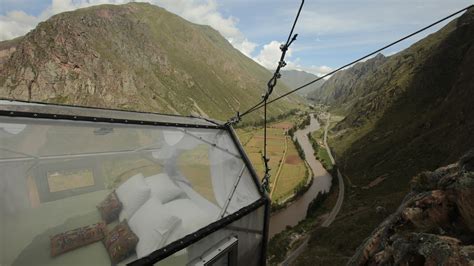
225, 111, 241, 126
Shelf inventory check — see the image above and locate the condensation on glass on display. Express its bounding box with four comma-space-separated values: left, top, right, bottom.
0, 101, 268, 266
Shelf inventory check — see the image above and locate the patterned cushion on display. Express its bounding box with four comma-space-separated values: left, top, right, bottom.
103, 220, 139, 264
97, 191, 122, 224
50, 222, 106, 257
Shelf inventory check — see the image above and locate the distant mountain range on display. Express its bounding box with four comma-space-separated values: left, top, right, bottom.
306, 53, 387, 112
313, 7, 474, 176
0, 3, 301, 121
280, 69, 324, 97
298, 7, 474, 265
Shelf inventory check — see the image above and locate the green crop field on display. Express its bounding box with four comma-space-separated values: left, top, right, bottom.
272, 142, 307, 201
236, 121, 308, 202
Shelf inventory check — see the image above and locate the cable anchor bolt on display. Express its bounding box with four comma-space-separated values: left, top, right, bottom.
225, 111, 241, 126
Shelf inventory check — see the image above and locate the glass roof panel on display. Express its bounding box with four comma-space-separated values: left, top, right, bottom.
0, 100, 221, 127
0, 109, 262, 265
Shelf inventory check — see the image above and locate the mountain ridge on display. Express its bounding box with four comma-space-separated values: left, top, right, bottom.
280, 69, 324, 97
306, 53, 387, 114
0, 3, 300, 121
295, 7, 474, 265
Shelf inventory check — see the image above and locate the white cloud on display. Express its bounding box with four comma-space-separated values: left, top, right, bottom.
0, 0, 131, 41
253, 40, 332, 77
0, 0, 256, 56
385, 50, 400, 56
253, 41, 291, 69
286, 64, 333, 78
0, 11, 38, 40
228, 37, 256, 57
0, 1, 354, 73
300, 65, 333, 77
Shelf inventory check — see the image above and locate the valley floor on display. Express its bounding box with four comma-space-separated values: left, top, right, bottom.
236, 120, 309, 203
267, 113, 345, 265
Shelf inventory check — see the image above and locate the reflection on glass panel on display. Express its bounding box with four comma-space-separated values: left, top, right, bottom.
178, 144, 217, 204
0, 115, 262, 266
47, 169, 95, 193
212, 255, 229, 266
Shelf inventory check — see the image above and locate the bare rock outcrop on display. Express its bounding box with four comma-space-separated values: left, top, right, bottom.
348, 150, 474, 265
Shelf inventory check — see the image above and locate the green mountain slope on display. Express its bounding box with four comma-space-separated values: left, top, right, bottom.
297, 7, 474, 265
280, 69, 324, 97
306, 53, 387, 114
0, 3, 300, 121
331, 8, 474, 182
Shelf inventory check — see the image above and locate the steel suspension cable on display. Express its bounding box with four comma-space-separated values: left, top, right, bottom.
234, 0, 305, 192
228, 0, 305, 126
236, 4, 473, 120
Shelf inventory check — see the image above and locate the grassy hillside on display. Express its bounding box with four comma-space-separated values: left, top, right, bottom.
0, 3, 301, 121
306, 53, 387, 115
281, 69, 324, 97
332, 8, 474, 184
297, 7, 474, 265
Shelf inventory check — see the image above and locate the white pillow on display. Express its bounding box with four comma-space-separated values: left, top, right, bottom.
116, 173, 151, 220
145, 173, 184, 204
163, 199, 211, 235
129, 196, 182, 258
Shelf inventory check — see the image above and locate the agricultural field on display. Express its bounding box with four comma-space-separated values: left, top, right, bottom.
272, 142, 307, 201
178, 144, 217, 204
236, 121, 308, 202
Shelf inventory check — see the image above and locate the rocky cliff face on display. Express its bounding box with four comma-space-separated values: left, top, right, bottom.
0, 3, 299, 121
349, 151, 474, 265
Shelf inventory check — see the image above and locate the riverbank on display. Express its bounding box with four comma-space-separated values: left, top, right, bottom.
320, 114, 345, 227
270, 129, 313, 213
268, 114, 332, 238
269, 175, 339, 265
267, 114, 336, 264
268, 113, 346, 265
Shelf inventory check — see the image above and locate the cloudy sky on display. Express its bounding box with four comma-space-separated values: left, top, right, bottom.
1, 0, 472, 76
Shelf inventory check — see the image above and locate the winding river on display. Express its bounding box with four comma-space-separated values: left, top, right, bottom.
269, 114, 332, 238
